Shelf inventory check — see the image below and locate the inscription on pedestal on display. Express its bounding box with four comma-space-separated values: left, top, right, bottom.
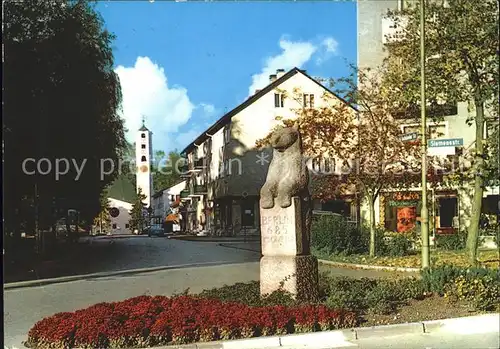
261, 203, 301, 256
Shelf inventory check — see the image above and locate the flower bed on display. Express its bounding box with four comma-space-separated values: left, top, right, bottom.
26, 295, 357, 348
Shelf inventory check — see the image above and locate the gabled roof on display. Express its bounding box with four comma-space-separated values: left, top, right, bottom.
180, 67, 355, 155
107, 174, 136, 203
152, 179, 187, 198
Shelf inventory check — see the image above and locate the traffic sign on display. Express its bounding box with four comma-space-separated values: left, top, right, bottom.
400, 132, 418, 142
428, 138, 463, 148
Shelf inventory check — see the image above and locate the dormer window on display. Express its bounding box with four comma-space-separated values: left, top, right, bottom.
141, 133, 146, 138
141, 156, 147, 162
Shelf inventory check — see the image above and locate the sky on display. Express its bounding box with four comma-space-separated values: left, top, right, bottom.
97, 1, 357, 154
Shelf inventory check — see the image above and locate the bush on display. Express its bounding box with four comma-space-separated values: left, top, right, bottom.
421, 265, 500, 306
435, 232, 466, 251
312, 215, 366, 255
323, 276, 425, 315
384, 234, 413, 257
26, 295, 357, 348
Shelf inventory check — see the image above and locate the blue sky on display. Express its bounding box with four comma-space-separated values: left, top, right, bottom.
97, 1, 357, 153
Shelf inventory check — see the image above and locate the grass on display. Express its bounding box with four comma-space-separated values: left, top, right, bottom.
312, 248, 500, 269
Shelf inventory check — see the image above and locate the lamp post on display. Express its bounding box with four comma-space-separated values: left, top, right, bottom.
420, 0, 430, 269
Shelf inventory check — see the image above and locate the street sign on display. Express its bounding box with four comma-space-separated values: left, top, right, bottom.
428, 138, 463, 148
400, 132, 418, 142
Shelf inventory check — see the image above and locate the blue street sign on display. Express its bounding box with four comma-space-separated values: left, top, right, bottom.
428, 138, 463, 148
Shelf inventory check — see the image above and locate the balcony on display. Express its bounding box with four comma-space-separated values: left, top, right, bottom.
194, 184, 207, 194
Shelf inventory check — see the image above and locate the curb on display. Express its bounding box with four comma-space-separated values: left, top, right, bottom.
170, 236, 260, 243
154, 313, 500, 348
4, 261, 242, 290
217, 244, 420, 272
318, 259, 420, 272
218, 243, 261, 253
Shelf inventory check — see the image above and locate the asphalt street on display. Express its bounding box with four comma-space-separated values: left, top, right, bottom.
4, 237, 417, 348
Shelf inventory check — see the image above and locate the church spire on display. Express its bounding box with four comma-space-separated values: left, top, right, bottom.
139, 115, 149, 131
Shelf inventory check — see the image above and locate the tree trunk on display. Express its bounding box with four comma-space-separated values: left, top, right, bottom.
466, 97, 485, 266
368, 195, 376, 257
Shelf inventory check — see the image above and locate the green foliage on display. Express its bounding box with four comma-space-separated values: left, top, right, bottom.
3, 0, 125, 233
421, 265, 500, 297
197, 281, 297, 307
444, 274, 500, 311
322, 276, 425, 315
311, 215, 367, 255
383, 234, 413, 257
436, 232, 467, 251
128, 188, 147, 233
152, 150, 183, 192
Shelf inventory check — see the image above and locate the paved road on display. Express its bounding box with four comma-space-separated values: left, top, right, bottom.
4, 262, 261, 348
5, 236, 262, 282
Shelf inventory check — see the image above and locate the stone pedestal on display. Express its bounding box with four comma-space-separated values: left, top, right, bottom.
260, 197, 318, 301
260, 255, 319, 302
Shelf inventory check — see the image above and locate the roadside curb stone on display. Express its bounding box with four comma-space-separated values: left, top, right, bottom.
218, 242, 420, 272
154, 313, 500, 349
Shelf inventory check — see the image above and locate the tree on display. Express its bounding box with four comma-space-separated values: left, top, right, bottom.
3, 0, 125, 239
152, 150, 183, 191
129, 188, 147, 233
382, 0, 499, 265
93, 191, 111, 234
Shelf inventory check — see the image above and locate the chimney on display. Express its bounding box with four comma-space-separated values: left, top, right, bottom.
269, 74, 277, 83
276, 69, 285, 79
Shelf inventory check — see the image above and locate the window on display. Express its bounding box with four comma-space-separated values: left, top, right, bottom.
223, 125, 231, 144
141, 156, 147, 162
323, 158, 333, 173
303, 94, 315, 108
312, 157, 321, 173
112, 223, 117, 229
125, 224, 129, 229
274, 93, 284, 108
141, 133, 146, 138
141, 144, 146, 149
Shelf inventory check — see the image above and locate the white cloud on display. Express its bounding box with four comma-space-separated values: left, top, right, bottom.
199, 103, 217, 118
247, 38, 317, 96
115, 56, 195, 151
316, 37, 339, 65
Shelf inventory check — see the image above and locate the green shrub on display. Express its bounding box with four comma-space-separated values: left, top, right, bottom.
311, 215, 366, 255
197, 281, 298, 307
435, 232, 466, 251
323, 276, 425, 315
360, 225, 388, 256
384, 234, 412, 257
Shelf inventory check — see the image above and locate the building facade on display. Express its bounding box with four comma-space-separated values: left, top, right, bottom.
108, 198, 133, 235
180, 68, 357, 236
357, 0, 499, 234
151, 180, 187, 221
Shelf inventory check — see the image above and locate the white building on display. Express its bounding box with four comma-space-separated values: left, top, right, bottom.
136, 120, 153, 207
108, 198, 133, 235
151, 180, 187, 221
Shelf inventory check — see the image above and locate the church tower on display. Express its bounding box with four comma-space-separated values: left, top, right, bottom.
136, 118, 153, 207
